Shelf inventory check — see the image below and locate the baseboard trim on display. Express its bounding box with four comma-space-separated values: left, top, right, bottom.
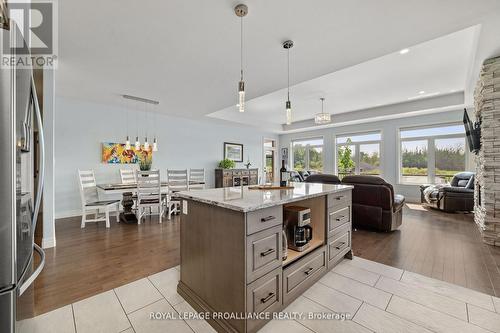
55, 209, 82, 219
42, 237, 56, 249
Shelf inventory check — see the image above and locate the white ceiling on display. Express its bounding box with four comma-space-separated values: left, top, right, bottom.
208, 27, 478, 127
56, 0, 500, 131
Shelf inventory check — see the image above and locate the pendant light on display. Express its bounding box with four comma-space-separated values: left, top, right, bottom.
235, 4, 248, 113
315, 97, 331, 125
152, 106, 158, 152
283, 40, 294, 125
134, 101, 141, 150
125, 100, 131, 150
143, 103, 149, 151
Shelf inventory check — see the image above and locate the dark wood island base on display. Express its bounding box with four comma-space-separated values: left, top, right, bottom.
176, 183, 353, 333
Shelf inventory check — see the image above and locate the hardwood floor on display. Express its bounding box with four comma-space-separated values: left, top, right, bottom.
34, 204, 500, 316
352, 203, 500, 297
34, 215, 180, 316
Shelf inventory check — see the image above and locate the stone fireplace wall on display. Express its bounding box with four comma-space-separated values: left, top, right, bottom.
474, 56, 500, 246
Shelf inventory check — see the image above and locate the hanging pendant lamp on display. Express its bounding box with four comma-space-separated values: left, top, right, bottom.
315, 97, 331, 125
235, 4, 248, 113
283, 40, 294, 125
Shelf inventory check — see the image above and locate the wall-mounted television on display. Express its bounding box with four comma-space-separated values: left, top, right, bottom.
463, 108, 481, 154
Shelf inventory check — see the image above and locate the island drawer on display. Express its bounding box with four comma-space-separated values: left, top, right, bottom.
328, 225, 351, 260
246, 268, 282, 332
246, 206, 282, 235
327, 190, 351, 209
283, 246, 327, 305
327, 206, 350, 237
246, 225, 282, 283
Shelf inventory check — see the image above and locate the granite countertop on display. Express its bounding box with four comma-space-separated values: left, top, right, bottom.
175, 182, 353, 212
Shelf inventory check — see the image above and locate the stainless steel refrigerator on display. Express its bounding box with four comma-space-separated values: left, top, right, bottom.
0, 20, 46, 333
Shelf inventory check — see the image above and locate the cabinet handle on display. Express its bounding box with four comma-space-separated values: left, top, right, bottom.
261, 216, 276, 222
260, 248, 275, 257
260, 292, 275, 304
335, 242, 346, 250
304, 267, 314, 275
335, 215, 346, 222
335, 196, 344, 200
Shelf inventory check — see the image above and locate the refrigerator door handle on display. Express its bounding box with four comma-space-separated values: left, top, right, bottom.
30, 74, 44, 228
18, 74, 46, 296
18, 243, 45, 296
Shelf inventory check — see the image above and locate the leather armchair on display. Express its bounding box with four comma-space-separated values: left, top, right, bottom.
420, 172, 474, 212
341, 175, 405, 232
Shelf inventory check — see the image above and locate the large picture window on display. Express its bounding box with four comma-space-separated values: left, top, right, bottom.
292, 138, 324, 172
399, 124, 466, 184
336, 132, 381, 179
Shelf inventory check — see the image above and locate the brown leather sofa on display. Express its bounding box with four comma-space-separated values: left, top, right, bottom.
420, 172, 474, 212
304, 174, 341, 185
341, 175, 405, 232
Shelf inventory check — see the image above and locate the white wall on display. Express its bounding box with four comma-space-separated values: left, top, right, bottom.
55, 96, 278, 218
279, 109, 472, 202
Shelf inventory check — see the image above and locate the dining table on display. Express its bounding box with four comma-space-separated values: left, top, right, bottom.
96, 181, 205, 195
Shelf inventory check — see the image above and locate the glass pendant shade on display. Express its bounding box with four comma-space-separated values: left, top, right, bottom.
144, 137, 149, 151
125, 136, 131, 150
238, 80, 245, 113
314, 112, 331, 124
152, 137, 158, 152
286, 100, 292, 125
314, 97, 331, 125
135, 136, 141, 150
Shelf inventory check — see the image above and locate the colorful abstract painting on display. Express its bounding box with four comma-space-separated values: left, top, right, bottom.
101, 143, 152, 164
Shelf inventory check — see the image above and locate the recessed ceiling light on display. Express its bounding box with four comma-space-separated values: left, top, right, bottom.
418, 90, 425, 94
399, 48, 409, 55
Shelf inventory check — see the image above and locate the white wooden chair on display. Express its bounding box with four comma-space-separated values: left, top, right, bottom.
78, 170, 120, 228
136, 170, 165, 224
166, 169, 188, 220
120, 168, 136, 184
189, 168, 205, 190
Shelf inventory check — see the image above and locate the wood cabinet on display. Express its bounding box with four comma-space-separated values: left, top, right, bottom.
215, 168, 258, 188
178, 188, 352, 333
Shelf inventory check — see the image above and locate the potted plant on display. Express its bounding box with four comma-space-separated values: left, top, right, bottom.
218, 158, 236, 169
139, 151, 153, 171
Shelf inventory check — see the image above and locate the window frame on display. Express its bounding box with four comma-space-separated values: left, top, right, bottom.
335, 130, 383, 178
290, 136, 325, 172
397, 122, 468, 185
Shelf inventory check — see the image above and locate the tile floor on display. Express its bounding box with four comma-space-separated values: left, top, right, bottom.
19, 257, 500, 333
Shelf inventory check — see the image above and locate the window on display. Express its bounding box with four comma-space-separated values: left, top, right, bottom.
399, 124, 466, 184
336, 132, 381, 179
292, 138, 324, 172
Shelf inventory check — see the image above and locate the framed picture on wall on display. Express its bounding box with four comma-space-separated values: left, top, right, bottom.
224, 142, 244, 162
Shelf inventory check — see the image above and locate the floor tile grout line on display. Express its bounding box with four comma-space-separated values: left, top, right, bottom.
112, 289, 134, 331
344, 256, 404, 280
316, 278, 390, 310
70, 304, 77, 333
393, 271, 498, 312
349, 302, 377, 333
370, 280, 469, 322
384, 294, 394, 311
466, 303, 470, 323
291, 319, 315, 333
329, 269, 381, 288
145, 273, 195, 332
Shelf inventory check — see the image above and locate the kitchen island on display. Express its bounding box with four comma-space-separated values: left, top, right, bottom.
175, 182, 353, 333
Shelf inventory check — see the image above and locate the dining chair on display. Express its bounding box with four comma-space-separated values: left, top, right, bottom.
78, 170, 120, 228
166, 169, 188, 220
189, 168, 205, 190
136, 170, 165, 224
120, 168, 136, 184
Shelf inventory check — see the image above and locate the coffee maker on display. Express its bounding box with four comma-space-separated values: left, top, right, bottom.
284, 206, 312, 251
